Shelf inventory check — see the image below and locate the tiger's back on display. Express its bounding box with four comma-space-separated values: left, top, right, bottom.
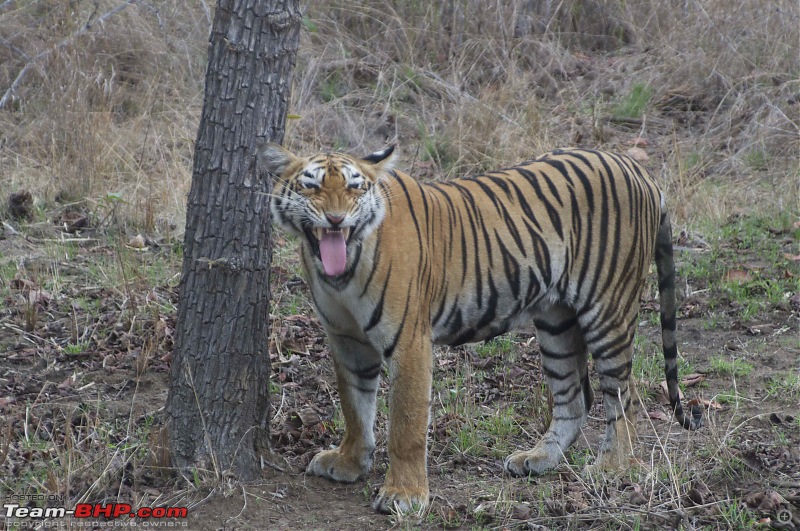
372, 149, 664, 348
260, 143, 701, 514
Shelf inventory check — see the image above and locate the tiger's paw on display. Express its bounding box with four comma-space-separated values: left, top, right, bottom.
306, 448, 370, 483
504, 447, 561, 477
373, 485, 429, 514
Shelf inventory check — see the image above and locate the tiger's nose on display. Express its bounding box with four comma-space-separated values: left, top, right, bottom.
326, 214, 345, 226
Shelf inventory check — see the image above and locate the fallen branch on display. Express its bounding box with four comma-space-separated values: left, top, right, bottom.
0, 0, 134, 109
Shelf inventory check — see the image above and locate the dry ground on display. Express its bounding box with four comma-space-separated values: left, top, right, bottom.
1, 0, 799, 529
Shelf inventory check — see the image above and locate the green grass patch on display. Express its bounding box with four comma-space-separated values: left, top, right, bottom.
679, 211, 800, 321
710, 357, 754, 378
614, 83, 653, 119
718, 498, 759, 530
474, 335, 517, 358
766, 372, 800, 398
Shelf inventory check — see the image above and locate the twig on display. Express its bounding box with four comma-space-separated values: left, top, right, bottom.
2, 221, 20, 236
200, 0, 213, 34
0, 35, 30, 60
0, 1, 134, 109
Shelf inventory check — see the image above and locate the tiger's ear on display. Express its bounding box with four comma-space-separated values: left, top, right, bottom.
361, 144, 397, 176
258, 142, 299, 176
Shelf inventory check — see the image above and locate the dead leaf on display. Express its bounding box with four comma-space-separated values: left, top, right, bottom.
648, 410, 670, 421
626, 147, 649, 163
285, 408, 321, 431
745, 490, 787, 512
783, 253, 800, 262
687, 397, 722, 410
627, 488, 647, 505
10, 278, 35, 291
658, 380, 684, 404
682, 373, 706, 387
27, 289, 52, 306
512, 503, 531, 520
58, 374, 76, 389
723, 269, 752, 283
688, 480, 712, 506
469, 351, 496, 369
627, 137, 649, 147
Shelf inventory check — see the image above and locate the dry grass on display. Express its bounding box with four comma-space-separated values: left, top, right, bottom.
1, 0, 798, 528
1, 0, 208, 234
2, 0, 797, 229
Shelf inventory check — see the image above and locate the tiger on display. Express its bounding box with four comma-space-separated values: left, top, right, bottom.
258, 142, 702, 513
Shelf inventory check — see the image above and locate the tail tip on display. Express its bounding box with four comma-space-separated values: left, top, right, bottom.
674, 402, 704, 431
689, 405, 704, 430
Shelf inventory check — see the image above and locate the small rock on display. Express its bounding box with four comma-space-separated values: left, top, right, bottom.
512, 503, 531, 520
688, 488, 705, 505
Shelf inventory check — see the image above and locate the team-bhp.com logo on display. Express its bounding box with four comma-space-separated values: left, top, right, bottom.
5, 502, 188, 519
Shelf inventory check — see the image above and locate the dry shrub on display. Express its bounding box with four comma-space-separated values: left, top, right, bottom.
292, 0, 798, 224
1, 0, 797, 230
0, 0, 209, 233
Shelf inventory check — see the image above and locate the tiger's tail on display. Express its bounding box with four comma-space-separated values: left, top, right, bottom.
656, 210, 703, 430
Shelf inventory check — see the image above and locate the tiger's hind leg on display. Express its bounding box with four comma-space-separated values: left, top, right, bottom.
505, 304, 593, 476
580, 314, 638, 473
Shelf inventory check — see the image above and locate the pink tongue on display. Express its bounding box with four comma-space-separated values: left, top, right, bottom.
319, 230, 347, 276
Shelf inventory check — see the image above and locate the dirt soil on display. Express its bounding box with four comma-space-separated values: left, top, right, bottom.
1, 215, 799, 530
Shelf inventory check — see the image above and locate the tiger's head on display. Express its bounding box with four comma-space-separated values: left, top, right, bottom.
259, 143, 396, 278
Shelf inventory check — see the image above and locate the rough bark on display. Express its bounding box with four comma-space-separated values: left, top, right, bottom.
165, 0, 301, 480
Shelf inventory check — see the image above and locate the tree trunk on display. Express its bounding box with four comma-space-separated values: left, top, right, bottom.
165, 0, 301, 481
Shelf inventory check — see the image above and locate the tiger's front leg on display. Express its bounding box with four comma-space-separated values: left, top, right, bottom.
373, 333, 433, 514
307, 334, 381, 483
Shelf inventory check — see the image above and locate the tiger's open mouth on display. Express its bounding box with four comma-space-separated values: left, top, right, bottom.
309, 226, 352, 277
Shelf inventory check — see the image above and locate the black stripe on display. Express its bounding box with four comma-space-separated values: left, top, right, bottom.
497, 235, 521, 299
542, 364, 573, 381
598, 359, 633, 380
540, 346, 579, 361
516, 168, 564, 240
552, 382, 583, 402
330, 332, 370, 347
364, 264, 392, 331
552, 414, 584, 421
383, 289, 412, 358
351, 362, 383, 380
534, 315, 578, 336
431, 286, 449, 328
591, 331, 633, 362
359, 235, 382, 297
